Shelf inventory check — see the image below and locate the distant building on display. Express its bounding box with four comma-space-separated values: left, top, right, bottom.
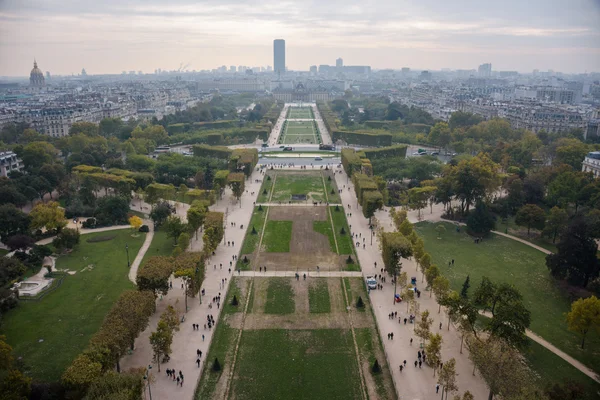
582, 152, 600, 178
478, 63, 492, 78
274, 39, 286, 75
336, 58, 343, 68
272, 82, 330, 102
81, 68, 87, 76
309, 65, 317, 74
0, 151, 24, 178
419, 71, 432, 81
29, 60, 45, 88
230, 66, 236, 72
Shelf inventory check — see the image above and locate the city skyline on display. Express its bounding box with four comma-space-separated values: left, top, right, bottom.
0, 0, 600, 76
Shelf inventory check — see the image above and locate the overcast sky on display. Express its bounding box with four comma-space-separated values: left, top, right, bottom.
1, 0, 599, 76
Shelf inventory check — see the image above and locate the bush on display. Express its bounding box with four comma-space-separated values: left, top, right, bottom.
356, 296, 364, 308
81, 218, 96, 229
139, 225, 150, 233
346, 255, 354, 264
212, 357, 221, 372
231, 295, 239, 306
330, 189, 335, 194
340, 227, 346, 235
251, 226, 257, 235
52, 228, 80, 251
267, 175, 271, 181
328, 176, 332, 181
335, 205, 340, 212
371, 359, 381, 373
258, 204, 263, 211
263, 189, 267, 195
243, 255, 249, 263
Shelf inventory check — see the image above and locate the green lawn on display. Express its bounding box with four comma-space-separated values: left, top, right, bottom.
355, 327, 394, 399
262, 220, 292, 252
140, 230, 174, 266
264, 278, 295, 314
230, 329, 362, 400
523, 339, 600, 400
240, 207, 268, 255
256, 175, 274, 203
309, 279, 331, 313
329, 206, 355, 256
313, 221, 336, 253
270, 173, 326, 203
1, 230, 145, 381
324, 174, 341, 204
415, 221, 600, 374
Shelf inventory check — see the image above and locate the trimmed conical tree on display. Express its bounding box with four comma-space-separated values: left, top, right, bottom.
251, 226, 258, 235
212, 357, 221, 372
231, 295, 239, 306
371, 359, 381, 373
340, 227, 346, 235
356, 296, 364, 308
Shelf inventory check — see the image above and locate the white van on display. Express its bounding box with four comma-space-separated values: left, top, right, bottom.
366, 276, 377, 290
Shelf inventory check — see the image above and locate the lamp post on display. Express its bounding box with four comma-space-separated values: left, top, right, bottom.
143, 364, 153, 400
393, 261, 402, 305
125, 243, 130, 267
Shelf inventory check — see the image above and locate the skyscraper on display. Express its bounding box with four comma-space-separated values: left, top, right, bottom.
478, 63, 492, 77
273, 39, 285, 75
336, 58, 343, 68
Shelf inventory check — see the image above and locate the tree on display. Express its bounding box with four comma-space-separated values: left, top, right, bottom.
136, 256, 173, 297
546, 220, 600, 288
150, 201, 174, 230
176, 232, 190, 254
94, 196, 131, 227
52, 228, 80, 252
543, 207, 568, 243
164, 216, 188, 244
362, 191, 384, 221
438, 358, 458, 399
566, 296, 600, 349
227, 172, 245, 207
6, 234, 35, 252
149, 321, 172, 372
435, 224, 446, 239
460, 275, 470, 299
390, 208, 407, 231
187, 202, 207, 240
128, 215, 143, 231
425, 333, 443, 376
515, 204, 546, 235
425, 264, 441, 293
554, 137, 588, 170
29, 201, 66, 232
61, 353, 103, 390
415, 309, 433, 344
432, 276, 450, 313
466, 200, 495, 236
468, 336, 535, 400
452, 154, 501, 213
18, 141, 58, 171
398, 219, 413, 237
379, 232, 413, 276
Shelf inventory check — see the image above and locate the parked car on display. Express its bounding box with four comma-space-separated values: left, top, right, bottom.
430, 151, 439, 156
412, 151, 421, 156
419, 151, 429, 155
366, 276, 377, 290
314, 156, 323, 161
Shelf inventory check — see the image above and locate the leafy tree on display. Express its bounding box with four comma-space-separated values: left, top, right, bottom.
18, 141, 58, 171
5, 234, 34, 252
176, 232, 190, 255
566, 295, 600, 349
362, 191, 383, 221
150, 201, 174, 229
29, 201, 66, 232
94, 196, 130, 227
432, 276, 450, 313
435, 224, 446, 239
61, 353, 103, 390
546, 220, 600, 287
505, 178, 525, 212
543, 207, 568, 243
52, 228, 80, 252
415, 309, 433, 344
451, 154, 501, 213
379, 232, 412, 276
554, 137, 588, 170
136, 256, 173, 297
164, 216, 188, 244
128, 215, 143, 231
0, 185, 27, 208
467, 335, 536, 400
544, 380, 585, 400
419, 253, 432, 282
438, 358, 458, 399
398, 219, 413, 237
515, 204, 546, 235
227, 172, 245, 207
460, 275, 470, 299
425, 264, 441, 293
466, 200, 495, 236
428, 122, 451, 150
187, 202, 207, 240
425, 333, 443, 376
149, 320, 172, 372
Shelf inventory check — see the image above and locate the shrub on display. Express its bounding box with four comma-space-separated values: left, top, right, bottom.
346, 255, 354, 264
139, 225, 150, 233
231, 295, 239, 306
371, 359, 381, 373
328, 176, 332, 181
81, 218, 97, 229
356, 296, 364, 308
340, 227, 346, 235
251, 226, 257, 235
330, 189, 335, 194
212, 357, 221, 372
335, 205, 340, 212
267, 175, 271, 181
52, 228, 80, 251
263, 189, 267, 195
243, 255, 249, 263
258, 204, 263, 211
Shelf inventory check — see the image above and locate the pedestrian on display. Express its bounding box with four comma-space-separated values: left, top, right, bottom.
180, 375, 184, 386
196, 358, 200, 367
176, 376, 180, 385
202, 334, 205, 341
399, 365, 403, 373
436, 384, 440, 393
197, 349, 201, 356
390, 332, 394, 340
439, 322, 442, 330
166, 369, 171, 378
419, 360, 422, 368
418, 351, 421, 359
259, 266, 262, 272
452, 259, 454, 265
414, 360, 418, 368
410, 338, 413, 345
404, 318, 407, 325
387, 333, 390, 340
394, 311, 397, 318
403, 360, 407, 366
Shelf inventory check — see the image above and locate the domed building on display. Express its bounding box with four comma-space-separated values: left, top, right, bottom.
29, 60, 45, 87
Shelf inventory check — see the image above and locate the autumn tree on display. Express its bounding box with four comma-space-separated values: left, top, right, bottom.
136, 256, 173, 297
227, 172, 245, 207
515, 204, 546, 235
202, 211, 224, 255
380, 232, 413, 276
566, 295, 600, 349
415, 309, 433, 345
187, 200, 207, 240
425, 333, 443, 376
425, 265, 441, 294
390, 207, 407, 231
29, 201, 66, 232
438, 358, 459, 399
432, 275, 450, 313
129, 215, 143, 231
150, 320, 172, 372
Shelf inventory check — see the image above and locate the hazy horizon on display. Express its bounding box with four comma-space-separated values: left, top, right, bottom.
1, 0, 600, 77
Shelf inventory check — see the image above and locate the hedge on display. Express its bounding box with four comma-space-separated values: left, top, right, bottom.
331, 130, 392, 147
184, 189, 216, 205
166, 120, 237, 134
363, 144, 408, 159
341, 148, 363, 176
229, 148, 258, 177
192, 144, 233, 159
352, 173, 379, 204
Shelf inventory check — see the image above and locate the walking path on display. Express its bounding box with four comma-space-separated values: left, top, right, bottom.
119, 170, 264, 400
127, 218, 154, 284
35, 224, 132, 246
237, 270, 363, 278
334, 170, 490, 399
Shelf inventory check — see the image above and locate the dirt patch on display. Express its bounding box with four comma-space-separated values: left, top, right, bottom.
328, 278, 346, 313
293, 279, 309, 314
268, 206, 326, 221
250, 278, 269, 314
243, 313, 349, 330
